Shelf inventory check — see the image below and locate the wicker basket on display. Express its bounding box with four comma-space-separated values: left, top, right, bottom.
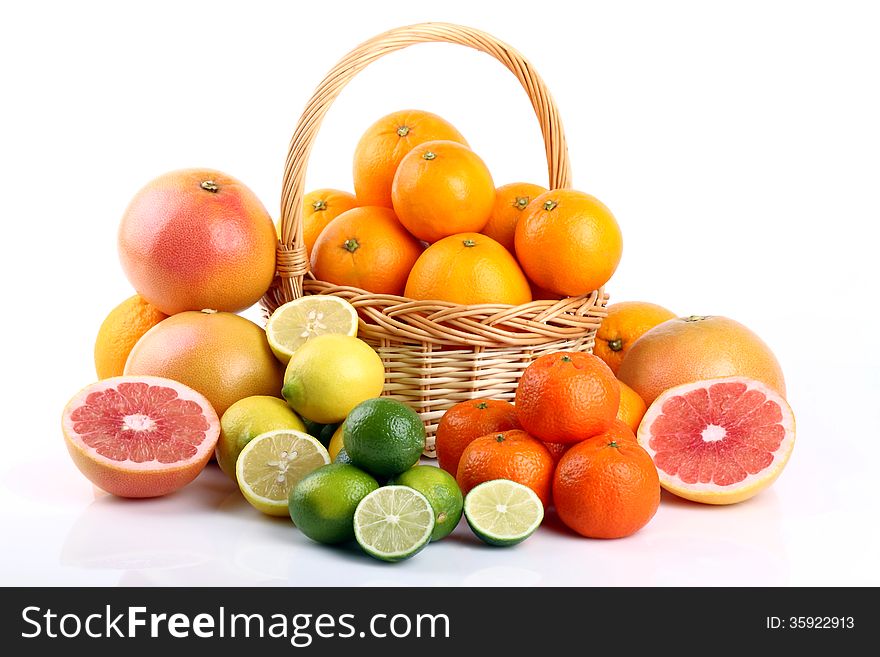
262, 22, 609, 455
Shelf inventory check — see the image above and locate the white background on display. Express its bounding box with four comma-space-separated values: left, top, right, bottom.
2, 0, 879, 586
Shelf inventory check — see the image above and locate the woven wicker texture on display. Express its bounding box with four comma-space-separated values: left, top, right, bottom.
263, 23, 609, 453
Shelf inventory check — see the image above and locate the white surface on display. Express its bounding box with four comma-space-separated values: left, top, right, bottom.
2, 0, 879, 586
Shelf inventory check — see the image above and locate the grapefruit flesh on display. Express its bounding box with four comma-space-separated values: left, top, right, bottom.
62, 376, 220, 498
637, 376, 795, 504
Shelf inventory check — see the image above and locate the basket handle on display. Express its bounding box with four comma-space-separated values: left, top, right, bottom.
266, 22, 572, 311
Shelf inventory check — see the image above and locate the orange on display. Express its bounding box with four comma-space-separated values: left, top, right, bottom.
310, 206, 423, 296
514, 189, 623, 296
456, 430, 554, 506
515, 351, 620, 444
593, 301, 677, 375
542, 441, 570, 465
93, 295, 168, 379
529, 281, 563, 301
404, 233, 531, 305
617, 314, 787, 406
435, 400, 521, 476
481, 182, 547, 252
118, 168, 276, 315
298, 189, 358, 257
616, 379, 647, 433
392, 140, 495, 243
353, 110, 468, 208
553, 421, 660, 539
124, 310, 285, 417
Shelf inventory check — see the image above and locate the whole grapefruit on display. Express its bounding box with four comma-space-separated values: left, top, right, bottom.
617, 315, 786, 406
123, 310, 284, 416
118, 168, 277, 315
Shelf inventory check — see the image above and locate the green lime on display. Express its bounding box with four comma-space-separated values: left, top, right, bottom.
301, 418, 325, 439
282, 334, 385, 424
354, 486, 434, 562
217, 396, 306, 479
390, 465, 463, 541
235, 430, 330, 516
318, 422, 340, 447
463, 479, 544, 546
288, 463, 379, 544
334, 448, 353, 464
344, 398, 425, 477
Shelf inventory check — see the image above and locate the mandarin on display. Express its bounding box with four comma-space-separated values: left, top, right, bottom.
310, 206, 423, 296
553, 421, 660, 539
514, 189, 622, 296
456, 429, 553, 507
616, 380, 648, 433
94, 294, 168, 379
515, 351, 619, 444
353, 110, 467, 208
298, 189, 358, 258
435, 400, 521, 476
392, 140, 495, 243
482, 182, 547, 252
404, 233, 531, 305
593, 301, 677, 375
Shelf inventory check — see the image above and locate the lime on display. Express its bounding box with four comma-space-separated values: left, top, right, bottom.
235, 429, 330, 516
334, 448, 353, 464
301, 418, 325, 439
282, 335, 384, 424
318, 422, 340, 447
463, 479, 544, 546
217, 396, 306, 479
327, 423, 345, 460
344, 398, 425, 477
390, 465, 463, 541
266, 296, 358, 364
354, 486, 434, 562
289, 463, 379, 544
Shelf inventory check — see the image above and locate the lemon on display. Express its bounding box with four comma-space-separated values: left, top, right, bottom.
282, 335, 384, 424
216, 396, 306, 479
266, 296, 358, 364
236, 429, 330, 516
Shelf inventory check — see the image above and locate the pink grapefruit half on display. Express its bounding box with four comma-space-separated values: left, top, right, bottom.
637, 376, 795, 505
62, 376, 220, 498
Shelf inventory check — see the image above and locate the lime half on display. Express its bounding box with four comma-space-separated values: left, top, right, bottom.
464, 479, 544, 546
354, 486, 434, 562
266, 296, 358, 364
236, 429, 330, 516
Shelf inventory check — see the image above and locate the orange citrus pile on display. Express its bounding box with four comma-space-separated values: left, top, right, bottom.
302, 109, 624, 304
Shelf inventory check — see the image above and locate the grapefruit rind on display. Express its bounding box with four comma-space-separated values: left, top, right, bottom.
637, 376, 795, 505
61, 376, 220, 498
